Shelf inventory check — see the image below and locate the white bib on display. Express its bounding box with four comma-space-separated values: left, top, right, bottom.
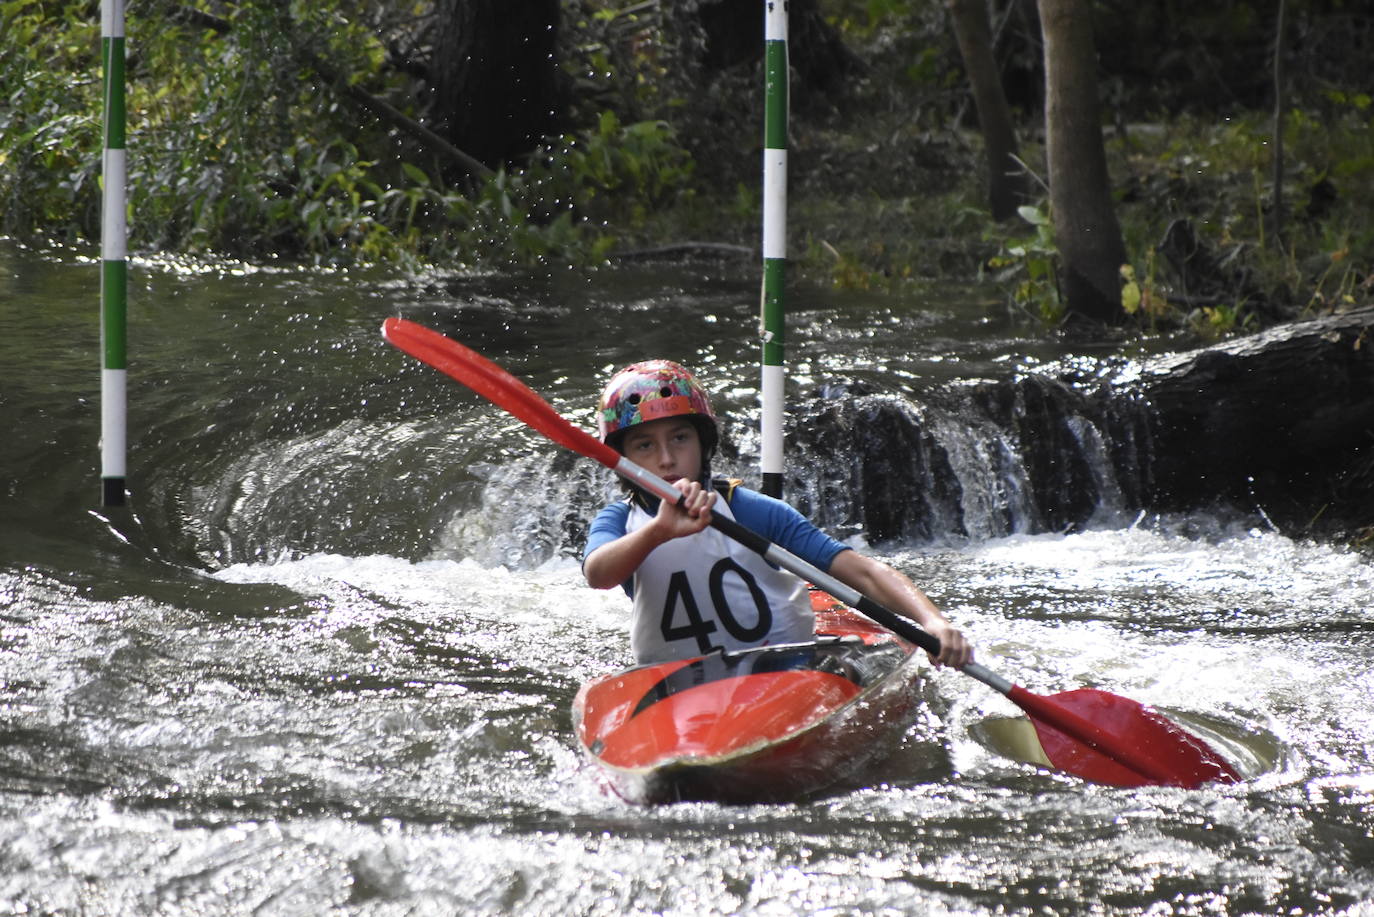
625, 495, 815, 663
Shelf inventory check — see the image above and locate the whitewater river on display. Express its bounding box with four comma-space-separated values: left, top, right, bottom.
2, 240, 1372, 915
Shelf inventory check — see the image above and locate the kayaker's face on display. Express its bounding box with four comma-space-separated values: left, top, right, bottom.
621, 417, 702, 484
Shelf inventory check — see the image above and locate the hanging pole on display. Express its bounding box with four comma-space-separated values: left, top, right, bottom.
101, 0, 128, 507
759, 0, 788, 499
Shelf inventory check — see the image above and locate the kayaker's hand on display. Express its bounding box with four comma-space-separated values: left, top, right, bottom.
926, 621, 973, 669
650, 478, 715, 541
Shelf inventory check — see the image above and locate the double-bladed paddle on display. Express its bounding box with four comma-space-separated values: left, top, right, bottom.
381, 316, 1241, 789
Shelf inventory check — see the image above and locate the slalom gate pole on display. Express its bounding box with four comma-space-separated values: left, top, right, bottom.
101, 0, 128, 506
759, 0, 788, 499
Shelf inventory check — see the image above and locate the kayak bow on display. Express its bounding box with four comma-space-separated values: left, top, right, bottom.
574, 595, 921, 803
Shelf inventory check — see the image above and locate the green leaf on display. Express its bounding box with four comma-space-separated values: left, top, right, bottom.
1122, 279, 1141, 314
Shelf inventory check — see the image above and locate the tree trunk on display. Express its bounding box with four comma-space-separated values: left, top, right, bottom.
428, 0, 562, 171
696, 0, 860, 94
1271, 0, 1288, 248
947, 0, 1033, 221
1037, 0, 1129, 326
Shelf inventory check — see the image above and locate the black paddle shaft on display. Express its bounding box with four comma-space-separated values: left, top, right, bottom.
705, 512, 944, 659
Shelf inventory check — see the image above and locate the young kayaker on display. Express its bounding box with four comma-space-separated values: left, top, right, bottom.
582, 359, 974, 668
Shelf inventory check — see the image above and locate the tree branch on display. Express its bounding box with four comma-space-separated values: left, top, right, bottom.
166, 3, 493, 182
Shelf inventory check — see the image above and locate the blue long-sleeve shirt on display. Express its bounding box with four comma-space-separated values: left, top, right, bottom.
583, 484, 850, 597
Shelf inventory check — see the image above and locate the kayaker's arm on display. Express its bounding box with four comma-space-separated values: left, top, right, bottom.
827, 550, 974, 669
583, 481, 717, 590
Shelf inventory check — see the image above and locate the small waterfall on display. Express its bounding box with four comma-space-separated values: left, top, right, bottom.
423, 365, 1158, 565
179, 363, 1157, 568
788, 367, 1150, 545
431, 450, 615, 569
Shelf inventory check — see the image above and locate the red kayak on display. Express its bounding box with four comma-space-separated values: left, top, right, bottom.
572, 592, 925, 804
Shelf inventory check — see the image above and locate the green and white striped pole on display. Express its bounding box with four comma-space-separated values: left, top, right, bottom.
101, 0, 128, 506
759, 0, 788, 499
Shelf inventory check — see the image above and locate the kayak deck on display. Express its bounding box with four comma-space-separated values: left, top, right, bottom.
573, 599, 924, 804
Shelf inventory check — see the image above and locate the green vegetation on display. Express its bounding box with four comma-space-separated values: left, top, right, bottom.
2, 0, 1370, 335
0, 0, 696, 269
978, 104, 1374, 336
986, 204, 1064, 325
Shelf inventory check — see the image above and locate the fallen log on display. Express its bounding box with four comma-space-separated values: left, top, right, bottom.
1129, 306, 1374, 534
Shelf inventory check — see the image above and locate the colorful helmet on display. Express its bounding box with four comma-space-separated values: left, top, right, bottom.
597, 360, 718, 453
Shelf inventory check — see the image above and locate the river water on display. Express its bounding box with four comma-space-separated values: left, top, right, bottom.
2, 239, 1372, 915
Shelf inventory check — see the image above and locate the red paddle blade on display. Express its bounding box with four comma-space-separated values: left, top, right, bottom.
1012, 687, 1241, 788
381, 317, 619, 468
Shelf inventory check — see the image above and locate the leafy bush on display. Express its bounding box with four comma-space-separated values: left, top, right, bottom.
0, 2, 695, 269
0, 0, 103, 240
986, 204, 1065, 325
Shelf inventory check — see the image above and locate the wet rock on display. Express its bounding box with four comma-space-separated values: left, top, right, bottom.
786, 306, 1374, 543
